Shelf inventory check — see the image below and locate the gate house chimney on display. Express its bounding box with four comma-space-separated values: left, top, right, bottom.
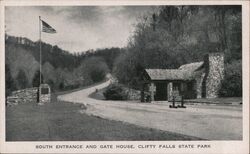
203, 53, 224, 98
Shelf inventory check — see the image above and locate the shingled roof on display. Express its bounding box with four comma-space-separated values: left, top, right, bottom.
178, 62, 204, 72
145, 62, 204, 81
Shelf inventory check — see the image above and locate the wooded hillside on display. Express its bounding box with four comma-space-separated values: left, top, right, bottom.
113, 6, 242, 97
5, 36, 122, 95
5, 6, 242, 97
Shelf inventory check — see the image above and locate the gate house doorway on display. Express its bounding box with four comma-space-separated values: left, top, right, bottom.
155, 82, 168, 101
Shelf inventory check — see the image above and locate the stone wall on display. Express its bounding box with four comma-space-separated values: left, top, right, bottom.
7, 87, 38, 105
204, 53, 224, 98
124, 88, 141, 100
39, 94, 51, 103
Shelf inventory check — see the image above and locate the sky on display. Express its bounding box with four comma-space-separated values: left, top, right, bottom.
5, 6, 156, 53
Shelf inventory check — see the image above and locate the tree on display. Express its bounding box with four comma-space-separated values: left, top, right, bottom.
219, 60, 242, 97
59, 82, 64, 90
79, 57, 109, 83
47, 79, 55, 92
212, 5, 241, 51
5, 64, 16, 96
16, 69, 28, 89
32, 70, 43, 87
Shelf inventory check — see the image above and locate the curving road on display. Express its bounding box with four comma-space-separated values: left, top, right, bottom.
58, 80, 242, 140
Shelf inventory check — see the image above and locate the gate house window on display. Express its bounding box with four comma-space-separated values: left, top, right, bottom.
41, 88, 49, 94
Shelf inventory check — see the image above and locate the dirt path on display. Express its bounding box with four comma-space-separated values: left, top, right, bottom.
58, 80, 242, 140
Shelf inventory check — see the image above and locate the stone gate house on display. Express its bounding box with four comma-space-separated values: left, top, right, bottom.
141, 53, 224, 102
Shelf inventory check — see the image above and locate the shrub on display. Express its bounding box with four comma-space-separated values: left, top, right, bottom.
103, 84, 128, 100
219, 60, 242, 97
5, 64, 16, 96
59, 82, 64, 90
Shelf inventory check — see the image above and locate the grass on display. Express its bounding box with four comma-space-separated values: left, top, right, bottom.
6, 94, 202, 141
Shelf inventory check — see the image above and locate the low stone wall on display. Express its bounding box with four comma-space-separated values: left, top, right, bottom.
124, 88, 141, 100
7, 87, 38, 105
39, 94, 51, 103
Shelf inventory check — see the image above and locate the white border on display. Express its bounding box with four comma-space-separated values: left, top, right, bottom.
0, 0, 249, 154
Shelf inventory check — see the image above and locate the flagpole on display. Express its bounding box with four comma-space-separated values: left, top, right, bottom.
39, 16, 42, 85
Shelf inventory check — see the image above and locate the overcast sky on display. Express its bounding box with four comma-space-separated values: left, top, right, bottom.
5, 6, 156, 53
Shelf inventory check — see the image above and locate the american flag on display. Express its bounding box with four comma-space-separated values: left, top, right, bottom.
41, 20, 56, 34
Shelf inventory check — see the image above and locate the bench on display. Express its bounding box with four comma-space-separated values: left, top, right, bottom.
169, 95, 186, 108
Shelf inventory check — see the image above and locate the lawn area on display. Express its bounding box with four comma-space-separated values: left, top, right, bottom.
6, 94, 202, 141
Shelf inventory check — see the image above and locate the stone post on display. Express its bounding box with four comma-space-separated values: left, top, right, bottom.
141, 83, 145, 102
168, 82, 173, 101
149, 82, 156, 102
39, 84, 51, 104
196, 73, 205, 98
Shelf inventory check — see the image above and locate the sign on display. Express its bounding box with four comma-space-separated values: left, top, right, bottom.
41, 88, 49, 94
39, 84, 51, 103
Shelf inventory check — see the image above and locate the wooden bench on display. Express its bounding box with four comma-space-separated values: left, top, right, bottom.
169, 95, 186, 108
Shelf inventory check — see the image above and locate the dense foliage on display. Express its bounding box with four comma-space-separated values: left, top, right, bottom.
81, 57, 109, 82
113, 6, 242, 96
219, 60, 242, 97
5, 64, 16, 97
103, 84, 128, 100
16, 69, 28, 89
32, 70, 44, 87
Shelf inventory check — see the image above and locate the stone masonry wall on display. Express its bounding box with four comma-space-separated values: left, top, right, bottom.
39, 94, 51, 103
124, 88, 141, 100
205, 53, 224, 98
7, 87, 38, 105
196, 72, 205, 98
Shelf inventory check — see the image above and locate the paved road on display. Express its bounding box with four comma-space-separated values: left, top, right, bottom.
58, 80, 242, 140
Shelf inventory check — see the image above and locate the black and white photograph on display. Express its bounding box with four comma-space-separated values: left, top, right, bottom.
0, 0, 249, 154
